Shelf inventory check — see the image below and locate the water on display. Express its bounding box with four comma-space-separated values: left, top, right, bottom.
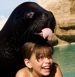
53, 44, 75, 77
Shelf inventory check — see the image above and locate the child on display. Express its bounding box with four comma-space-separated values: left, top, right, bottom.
15, 40, 63, 77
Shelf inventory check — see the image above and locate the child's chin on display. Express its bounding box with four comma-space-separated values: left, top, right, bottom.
43, 72, 50, 76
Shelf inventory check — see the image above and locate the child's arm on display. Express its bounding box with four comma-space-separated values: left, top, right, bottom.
54, 64, 63, 77
50, 63, 63, 77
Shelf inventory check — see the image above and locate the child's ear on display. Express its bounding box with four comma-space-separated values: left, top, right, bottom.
24, 59, 32, 68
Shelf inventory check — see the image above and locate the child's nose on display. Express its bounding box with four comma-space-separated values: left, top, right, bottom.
44, 58, 50, 63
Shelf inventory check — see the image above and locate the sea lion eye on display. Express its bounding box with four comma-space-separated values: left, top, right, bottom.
27, 12, 34, 18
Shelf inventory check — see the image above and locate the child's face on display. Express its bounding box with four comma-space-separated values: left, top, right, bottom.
29, 52, 53, 77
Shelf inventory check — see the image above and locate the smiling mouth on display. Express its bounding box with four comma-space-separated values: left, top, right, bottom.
42, 66, 50, 71
42, 65, 52, 71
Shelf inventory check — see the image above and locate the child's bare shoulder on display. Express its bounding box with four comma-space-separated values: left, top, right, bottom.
15, 67, 28, 77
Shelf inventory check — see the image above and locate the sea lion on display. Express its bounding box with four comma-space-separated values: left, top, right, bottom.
0, 2, 56, 77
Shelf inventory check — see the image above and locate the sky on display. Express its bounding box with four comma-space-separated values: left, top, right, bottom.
0, 0, 37, 20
